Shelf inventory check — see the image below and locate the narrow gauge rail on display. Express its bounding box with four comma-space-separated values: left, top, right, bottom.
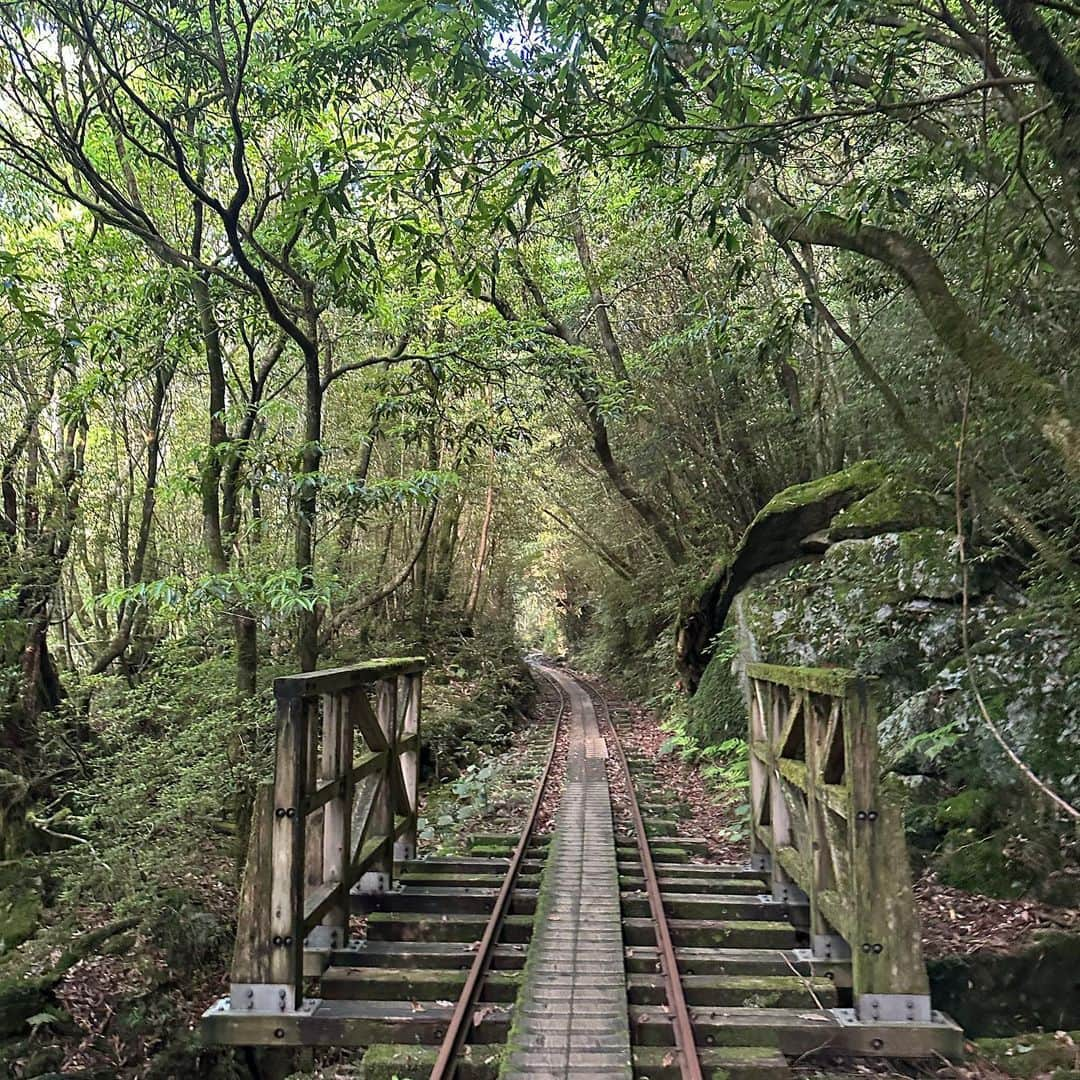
591, 680, 705, 1080
429, 667, 568, 1078
433, 665, 704, 1079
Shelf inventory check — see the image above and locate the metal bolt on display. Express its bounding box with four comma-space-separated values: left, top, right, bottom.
275, 807, 286, 818
826, 971, 835, 981
285, 807, 297, 818
872, 943, 883, 954
856, 810, 868, 821
861, 942, 872, 953
871, 1038, 884, 1051
247, 989, 254, 997
272, 935, 283, 946
284, 936, 293, 946
867, 810, 878, 821
274, 1028, 285, 1039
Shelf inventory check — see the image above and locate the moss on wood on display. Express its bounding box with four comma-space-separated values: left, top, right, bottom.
745, 662, 867, 697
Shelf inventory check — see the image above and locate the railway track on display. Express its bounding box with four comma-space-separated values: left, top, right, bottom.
328, 664, 816, 1080
220, 662, 959, 1077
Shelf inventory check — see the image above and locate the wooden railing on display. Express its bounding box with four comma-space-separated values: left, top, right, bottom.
230, 657, 424, 1013
746, 662, 931, 1022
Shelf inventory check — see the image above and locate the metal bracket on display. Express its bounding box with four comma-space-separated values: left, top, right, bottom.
356, 870, 389, 894
750, 852, 771, 872
228, 982, 297, 1012
772, 881, 809, 905
304, 924, 342, 950
856, 994, 933, 1022
833, 1003, 946, 1026
812, 933, 851, 960
394, 840, 416, 861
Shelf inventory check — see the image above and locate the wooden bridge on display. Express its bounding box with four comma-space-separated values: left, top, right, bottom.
200, 657, 962, 1076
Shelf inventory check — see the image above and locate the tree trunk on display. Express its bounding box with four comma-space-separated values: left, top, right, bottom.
570, 208, 630, 383
751, 192, 1079, 471
464, 463, 496, 624
992, 0, 1080, 186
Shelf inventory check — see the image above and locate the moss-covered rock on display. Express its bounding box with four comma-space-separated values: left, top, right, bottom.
828, 477, 948, 540
928, 932, 1080, 1037
0, 972, 53, 1038
0, 861, 42, 954
748, 460, 888, 520
821, 529, 984, 604
935, 787, 996, 831
937, 827, 1024, 897
688, 635, 746, 746
974, 1029, 1080, 1078
726, 492, 1077, 901
678, 461, 890, 687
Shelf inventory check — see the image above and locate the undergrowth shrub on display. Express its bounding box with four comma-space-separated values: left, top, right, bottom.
417, 620, 533, 779
43, 640, 276, 917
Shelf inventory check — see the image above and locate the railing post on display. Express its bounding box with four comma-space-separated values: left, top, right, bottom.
229, 783, 275, 1009
356, 676, 395, 894
395, 672, 421, 862
267, 694, 307, 1011
767, 685, 805, 906
311, 690, 352, 952
747, 678, 771, 874
805, 695, 846, 961
222, 656, 424, 1017
304, 697, 323, 895
744, 661, 934, 1025
845, 682, 931, 1021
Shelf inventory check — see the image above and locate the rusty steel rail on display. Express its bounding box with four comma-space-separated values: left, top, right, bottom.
429, 666, 567, 1080
593, 684, 705, 1080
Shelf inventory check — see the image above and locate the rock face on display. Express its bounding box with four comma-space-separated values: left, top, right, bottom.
928, 932, 1080, 1036
691, 462, 1079, 903
676, 460, 889, 690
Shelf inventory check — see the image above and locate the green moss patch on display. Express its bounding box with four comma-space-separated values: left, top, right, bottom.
0, 862, 42, 954
690, 644, 747, 745
751, 460, 887, 521
974, 1030, 1080, 1078
929, 932, 1080, 1037
679, 460, 892, 688
829, 477, 946, 540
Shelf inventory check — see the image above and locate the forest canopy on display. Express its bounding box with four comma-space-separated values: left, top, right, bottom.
0, 0, 1077, 1071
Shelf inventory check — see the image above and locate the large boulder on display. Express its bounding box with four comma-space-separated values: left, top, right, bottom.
677, 460, 891, 689
697, 464, 1078, 903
